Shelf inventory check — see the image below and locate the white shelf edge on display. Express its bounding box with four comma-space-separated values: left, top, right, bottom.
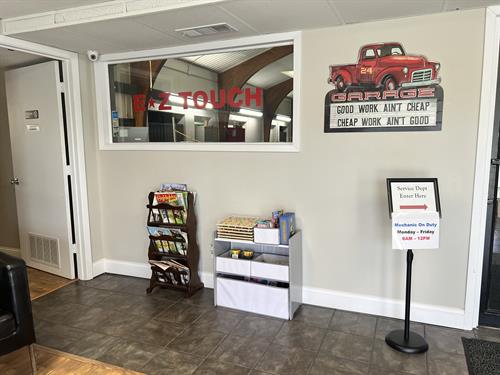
214, 237, 289, 248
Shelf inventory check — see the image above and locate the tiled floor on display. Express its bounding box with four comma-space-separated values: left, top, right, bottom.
31, 273, 500, 375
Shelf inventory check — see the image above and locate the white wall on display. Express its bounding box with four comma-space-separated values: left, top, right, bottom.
81, 9, 486, 326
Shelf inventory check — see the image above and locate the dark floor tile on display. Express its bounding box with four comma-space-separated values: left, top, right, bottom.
209, 334, 271, 368
167, 326, 226, 356
92, 275, 135, 292
125, 319, 185, 346
254, 345, 315, 375
329, 311, 377, 337
425, 325, 474, 356
126, 295, 176, 318
309, 353, 369, 375
64, 332, 122, 360
293, 305, 334, 328
232, 315, 284, 339
141, 348, 203, 375
474, 326, 500, 343
94, 291, 137, 312
320, 331, 374, 364
375, 318, 425, 341
428, 350, 468, 375
369, 367, 412, 375
273, 321, 326, 352
371, 339, 426, 375
148, 286, 186, 301
194, 358, 251, 375
64, 304, 112, 330
192, 307, 246, 333
121, 277, 151, 296
75, 273, 114, 288
35, 320, 86, 352
31, 301, 82, 322
155, 302, 211, 326
97, 338, 159, 372
93, 312, 147, 338
184, 288, 215, 306
50, 284, 113, 306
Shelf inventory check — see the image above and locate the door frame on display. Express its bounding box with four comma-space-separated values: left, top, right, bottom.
0, 35, 93, 280
465, 5, 500, 329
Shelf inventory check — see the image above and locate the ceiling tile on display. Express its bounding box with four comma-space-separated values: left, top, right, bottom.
221, 0, 342, 32
331, 0, 444, 24
66, 17, 182, 53
132, 4, 258, 43
13, 27, 116, 53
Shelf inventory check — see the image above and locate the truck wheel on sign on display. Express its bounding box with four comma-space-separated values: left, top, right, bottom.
383, 76, 397, 91
335, 76, 346, 92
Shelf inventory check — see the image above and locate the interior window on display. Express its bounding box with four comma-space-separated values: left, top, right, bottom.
107, 45, 294, 144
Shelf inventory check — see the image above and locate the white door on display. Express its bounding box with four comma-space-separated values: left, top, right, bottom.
5, 61, 74, 279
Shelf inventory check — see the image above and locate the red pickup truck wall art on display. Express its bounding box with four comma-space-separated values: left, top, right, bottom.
328, 42, 441, 91
324, 42, 444, 133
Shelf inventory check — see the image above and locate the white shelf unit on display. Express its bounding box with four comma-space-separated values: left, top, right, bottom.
213, 231, 302, 320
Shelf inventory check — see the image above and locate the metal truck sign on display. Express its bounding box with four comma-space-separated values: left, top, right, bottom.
324, 42, 444, 133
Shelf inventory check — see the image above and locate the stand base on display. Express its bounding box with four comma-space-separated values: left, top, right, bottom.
385, 329, 428, 354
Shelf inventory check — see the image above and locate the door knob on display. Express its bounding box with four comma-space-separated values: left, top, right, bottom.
10, 178, 19, 185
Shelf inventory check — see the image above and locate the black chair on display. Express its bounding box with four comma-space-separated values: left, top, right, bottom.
0, 252, 36, 373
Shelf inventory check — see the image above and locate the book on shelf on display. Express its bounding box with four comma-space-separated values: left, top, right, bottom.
159, 183, 188, 191
149, 259, 190, 285
153, 191, 188, 224
147, 226, 188, 255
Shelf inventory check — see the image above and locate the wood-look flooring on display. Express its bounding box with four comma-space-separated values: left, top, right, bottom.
27, 268, 75, 300
0, 345, 144, 375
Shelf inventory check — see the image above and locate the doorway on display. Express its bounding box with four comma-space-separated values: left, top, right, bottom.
480, 49, 500, 328
0, 36, 93, 281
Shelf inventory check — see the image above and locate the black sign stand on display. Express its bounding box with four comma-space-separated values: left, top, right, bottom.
385, 178, 440, 354
385, 249, 428, 354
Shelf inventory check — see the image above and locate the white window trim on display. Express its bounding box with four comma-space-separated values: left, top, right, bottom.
94, 31, 301, 152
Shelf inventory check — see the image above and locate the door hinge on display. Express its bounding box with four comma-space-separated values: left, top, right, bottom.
58, 82, 66, 93
72, 245, 78, 254
492, 158, 500, 165
65, 165, 73, 175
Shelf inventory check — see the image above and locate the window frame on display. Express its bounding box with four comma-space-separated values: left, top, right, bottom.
94, 31, 301, 152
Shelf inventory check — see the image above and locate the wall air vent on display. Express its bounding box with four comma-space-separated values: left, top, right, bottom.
29, 233, 60, 268
175, 23, 238, 38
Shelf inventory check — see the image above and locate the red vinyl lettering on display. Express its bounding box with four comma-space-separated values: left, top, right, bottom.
133, 94, 146, 112
193, 90, 208, 109
158, 92, 171, 110
178, 91, 191, 109
244, 87, 262, 107
228, 87, 243, 107
209, 89, 226, 109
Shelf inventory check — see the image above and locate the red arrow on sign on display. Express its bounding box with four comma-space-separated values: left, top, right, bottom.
400, 204, 428, 210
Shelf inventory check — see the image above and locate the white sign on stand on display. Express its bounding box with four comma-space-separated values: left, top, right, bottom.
387, 178, 441, 250
392, 212, 439, 249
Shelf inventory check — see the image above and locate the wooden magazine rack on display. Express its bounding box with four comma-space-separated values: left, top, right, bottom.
146, 191, 203, 296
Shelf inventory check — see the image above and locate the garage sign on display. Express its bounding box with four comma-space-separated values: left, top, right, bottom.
324, 42, 444, 133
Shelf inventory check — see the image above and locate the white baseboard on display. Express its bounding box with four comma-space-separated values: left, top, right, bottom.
93, 258, 467, 329
0, 247, 21, 257
93, 258, 213, 288
302, 285, 467, 330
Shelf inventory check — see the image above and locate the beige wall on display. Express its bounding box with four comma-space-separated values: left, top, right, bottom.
0, 71, 20, 249
82, 8, 485, 311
